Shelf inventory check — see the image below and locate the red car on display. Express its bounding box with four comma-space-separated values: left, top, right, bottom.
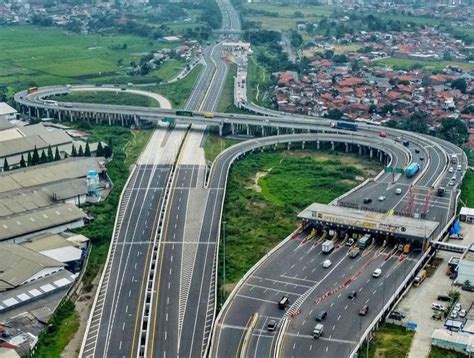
359, 305, 369, 316
379, 131, 387, 138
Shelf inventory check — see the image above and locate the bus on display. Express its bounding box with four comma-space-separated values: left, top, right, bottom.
359, 234, 372, 250
451, 154, 458, 164
27, 87, 39, 94
406, 162, 420, 178
176, 110, 193, 117
204, 112, 214, 118
331, 121, 358, 131
43, 100, 58, 106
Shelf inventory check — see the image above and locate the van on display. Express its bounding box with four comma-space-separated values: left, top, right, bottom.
395, 188, 402, 195
278, 295, 289, 309
457, 165, 462, 171
313, 324, 324, 339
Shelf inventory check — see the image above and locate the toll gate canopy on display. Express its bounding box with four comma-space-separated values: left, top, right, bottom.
298, 203, 439, 241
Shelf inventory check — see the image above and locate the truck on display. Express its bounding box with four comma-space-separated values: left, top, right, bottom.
349, 247, 360, 258
403, 243, 411, 254
406, 162, 420, 178
27, 87, 38, 94
176, 110, 193, 117
313, 324, 324, 339
322, 240, 334, 254
331, 121, 358, 131
359, 234, 372, 250
204, 112, 214, 118
451, 154, 458, 164
414, 269, 427, 287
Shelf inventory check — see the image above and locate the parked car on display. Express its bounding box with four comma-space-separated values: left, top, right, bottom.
459, 310, 467, 318
432, 303, 446, 312
450, 310, 458, 319
315, 311, 327, 322
363, 198, 372, 204
449, 167, 454, 173
346, 238, 355, 247
378, 196, 386, 201
359, 305, 369, 316
388, 311, 405, 320
437, 295, 451, 302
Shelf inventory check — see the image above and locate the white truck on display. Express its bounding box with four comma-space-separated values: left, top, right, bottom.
322, 240, 334, 254
313, 324, 324, 339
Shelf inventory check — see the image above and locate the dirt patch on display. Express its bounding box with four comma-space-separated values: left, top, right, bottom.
61, 269, 102, 358
248, 169, 271, 192
224, 282, 237, 295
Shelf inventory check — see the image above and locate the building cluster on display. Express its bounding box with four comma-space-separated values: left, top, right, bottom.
0, 104, 110, 357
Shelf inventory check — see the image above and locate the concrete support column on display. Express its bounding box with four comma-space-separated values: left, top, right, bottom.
246, 124, 249, 136
219, 123, 223, 136
301, 141, 305, 150
370, 148, 373, 158
277, 127, 280, 135
358, 144, 362, 155
345, 142, 349, 152
287, 142, 291, 150
134, 114, 139, 128
261, 126, 265, 137
28, 107, 31, 117
121, 115, 124, 127
231, 123, 235, 135
317, 140, 320, 150
58, 111, 62, 122
379, 151, 383, 162
331, 141, 335, 151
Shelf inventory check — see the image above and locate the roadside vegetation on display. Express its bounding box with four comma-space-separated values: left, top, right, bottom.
359, 323, 415, 358
219, 146, 381, 297
461, 170, 474, 207
149, 64, 203, 108
218, 64, 237, 113
204, 133, 240, 163
52, 91, 161, 108
429, 346, 465, 358
247, 56, 272, 107
33, 300, 79, 358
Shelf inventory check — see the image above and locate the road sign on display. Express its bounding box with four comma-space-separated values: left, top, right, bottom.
406, 321, 417, 331
384, 166, 393, 173
395, 168, 405, 174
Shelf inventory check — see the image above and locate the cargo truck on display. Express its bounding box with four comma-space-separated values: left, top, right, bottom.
331, 121, 358, 131
313, 324, 324, 339
414, 269, 427, 287
322, 240, 334, 254
349, 247, 360, 258
406, 162, 420, 178
359, 234, 372, 249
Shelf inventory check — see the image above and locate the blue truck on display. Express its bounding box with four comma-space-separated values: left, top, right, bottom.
331, 121, 358, 131
406, 162, 420, 178
359, 234, 372, 250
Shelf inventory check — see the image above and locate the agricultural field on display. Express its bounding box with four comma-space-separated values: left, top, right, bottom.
0, 26, 181, 96
52, 91, 161, 107
373, 57, 474, 72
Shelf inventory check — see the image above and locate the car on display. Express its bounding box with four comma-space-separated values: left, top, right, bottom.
415, 149, 420, 154
449, 180, 455, 186
348, 291, 357, 299
437, 295, 451, 302
346, 238, 355, 246
459, 309, 467, 318
373, 268, 382, 278
420, 157, 425, 161
454, 303, 462, 311
432, 313, 443, 320
457, 165, 462, 171
315, 311, 327, 322
278, 295, 289, 309
450, 310, 458, 319
403, 140, 410, 146
378, 196, 386, 201
267, 320, 277, 331
452, 175, 457, 181
363, 198, 372, 204
449, 167, 454, 173
322, 260, 332, 268
432, 303, 446, 312
359, 305, 369, 316
395, 136, 402, 142
395, 188, 402, 195
388, 311, 405, 320
379, 131, 387, 138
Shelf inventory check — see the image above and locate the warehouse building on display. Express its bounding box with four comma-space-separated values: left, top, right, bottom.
0, 102, 17, 122
459, 207, 474, 224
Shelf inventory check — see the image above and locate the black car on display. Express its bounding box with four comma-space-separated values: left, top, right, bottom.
415, 149, 420, 154
388, 311, 405, 320
267, 320, 277, 331
437, 295, 451, 302
348, 291, 357, 299
363, 198, 372, 204
403, 140, 410, 146
420, 157, 425, 161
315, 310, 327, 322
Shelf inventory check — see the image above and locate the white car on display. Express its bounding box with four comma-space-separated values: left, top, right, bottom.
454, 303, 462, 311
395, 188, 402, 195
459, 309, 467, 318
452, 175, 457, 181
378, 196, 386, 201
322, 260, 332, 268
457, 165, 462, 171
450, 310, 459, 319
449, 180, 455, 186
449, 167, 454, 173
432, 303, 446, 311
346, 238, 355, 246
373, 268, 382, 278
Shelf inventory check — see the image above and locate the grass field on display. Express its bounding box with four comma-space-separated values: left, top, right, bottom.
359, 323, 415, 358
0, 25, 178, 96
155, 59, 186, 81
204, 134, 240, 163
151, 64, 203, 108
373, 57, 474, 72
247, 56, 272, 107
218, 63, 238, 113
52, 91, 161, 107
428, 346, 465, 358
219, 148, 381, 291
33, 300, 80, 358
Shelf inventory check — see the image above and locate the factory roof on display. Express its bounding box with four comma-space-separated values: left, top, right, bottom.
0, 117, 14, 131
20, 233, 76, 252
44, 178, 88, 200
0, 244, 64, 292
0, 203, 87, 242
0, 189, 51, 218
0, 157, 104, 194
298, 202, 439, 239
0, 102, 17, 116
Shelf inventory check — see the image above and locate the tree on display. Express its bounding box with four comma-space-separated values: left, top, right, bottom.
406, 111, 429, 134
78, 145, 84, 157
84, 141, 91, 157
71, 144, 77, 157
3, 158, 9, 172
54, 147, 61, 161
32, 146, 40, 165
104, 144, 113, 159
324, 109, 344, 121
96, 142, 104, 157
438, 118, 468, 146
27, 152, 32, 166
451, 78, 467, 94
47, 145, 54, 162
40, 150, 47, 164
19, 155, 26, 168
368, 104, 377, 113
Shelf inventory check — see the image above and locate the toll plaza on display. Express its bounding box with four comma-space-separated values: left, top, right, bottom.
298, 203, 440, 250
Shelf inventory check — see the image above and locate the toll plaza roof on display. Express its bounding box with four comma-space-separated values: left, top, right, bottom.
298, 203, 439, 240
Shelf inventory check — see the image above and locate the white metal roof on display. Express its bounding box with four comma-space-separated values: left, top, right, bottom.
40, 246, 83, 263
460, 207, 474, 217
0, 102, 17, 116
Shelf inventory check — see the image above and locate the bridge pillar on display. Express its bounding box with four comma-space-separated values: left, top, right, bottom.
345, 142, 349, 152
121, 115, 124, 127
28, 107, 31, 118
134, 114, 139, 128
277, 127, 280, 135
317, 140, 320, 150
261, 146, 264, 152
261, 126, 265, 137
331, 141, 335, 151
58, 111, 62, 122
292, 128, 295, 134
219, 123, 223, 136
301, 141, 305, 150
287, 142, 291, 150
379, 150, 383, 161
246, 124, 249, 136
370, 148, 373, 158
231, 123, 235, 135
358, 144, 362, 155
46, 109, 50, 118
